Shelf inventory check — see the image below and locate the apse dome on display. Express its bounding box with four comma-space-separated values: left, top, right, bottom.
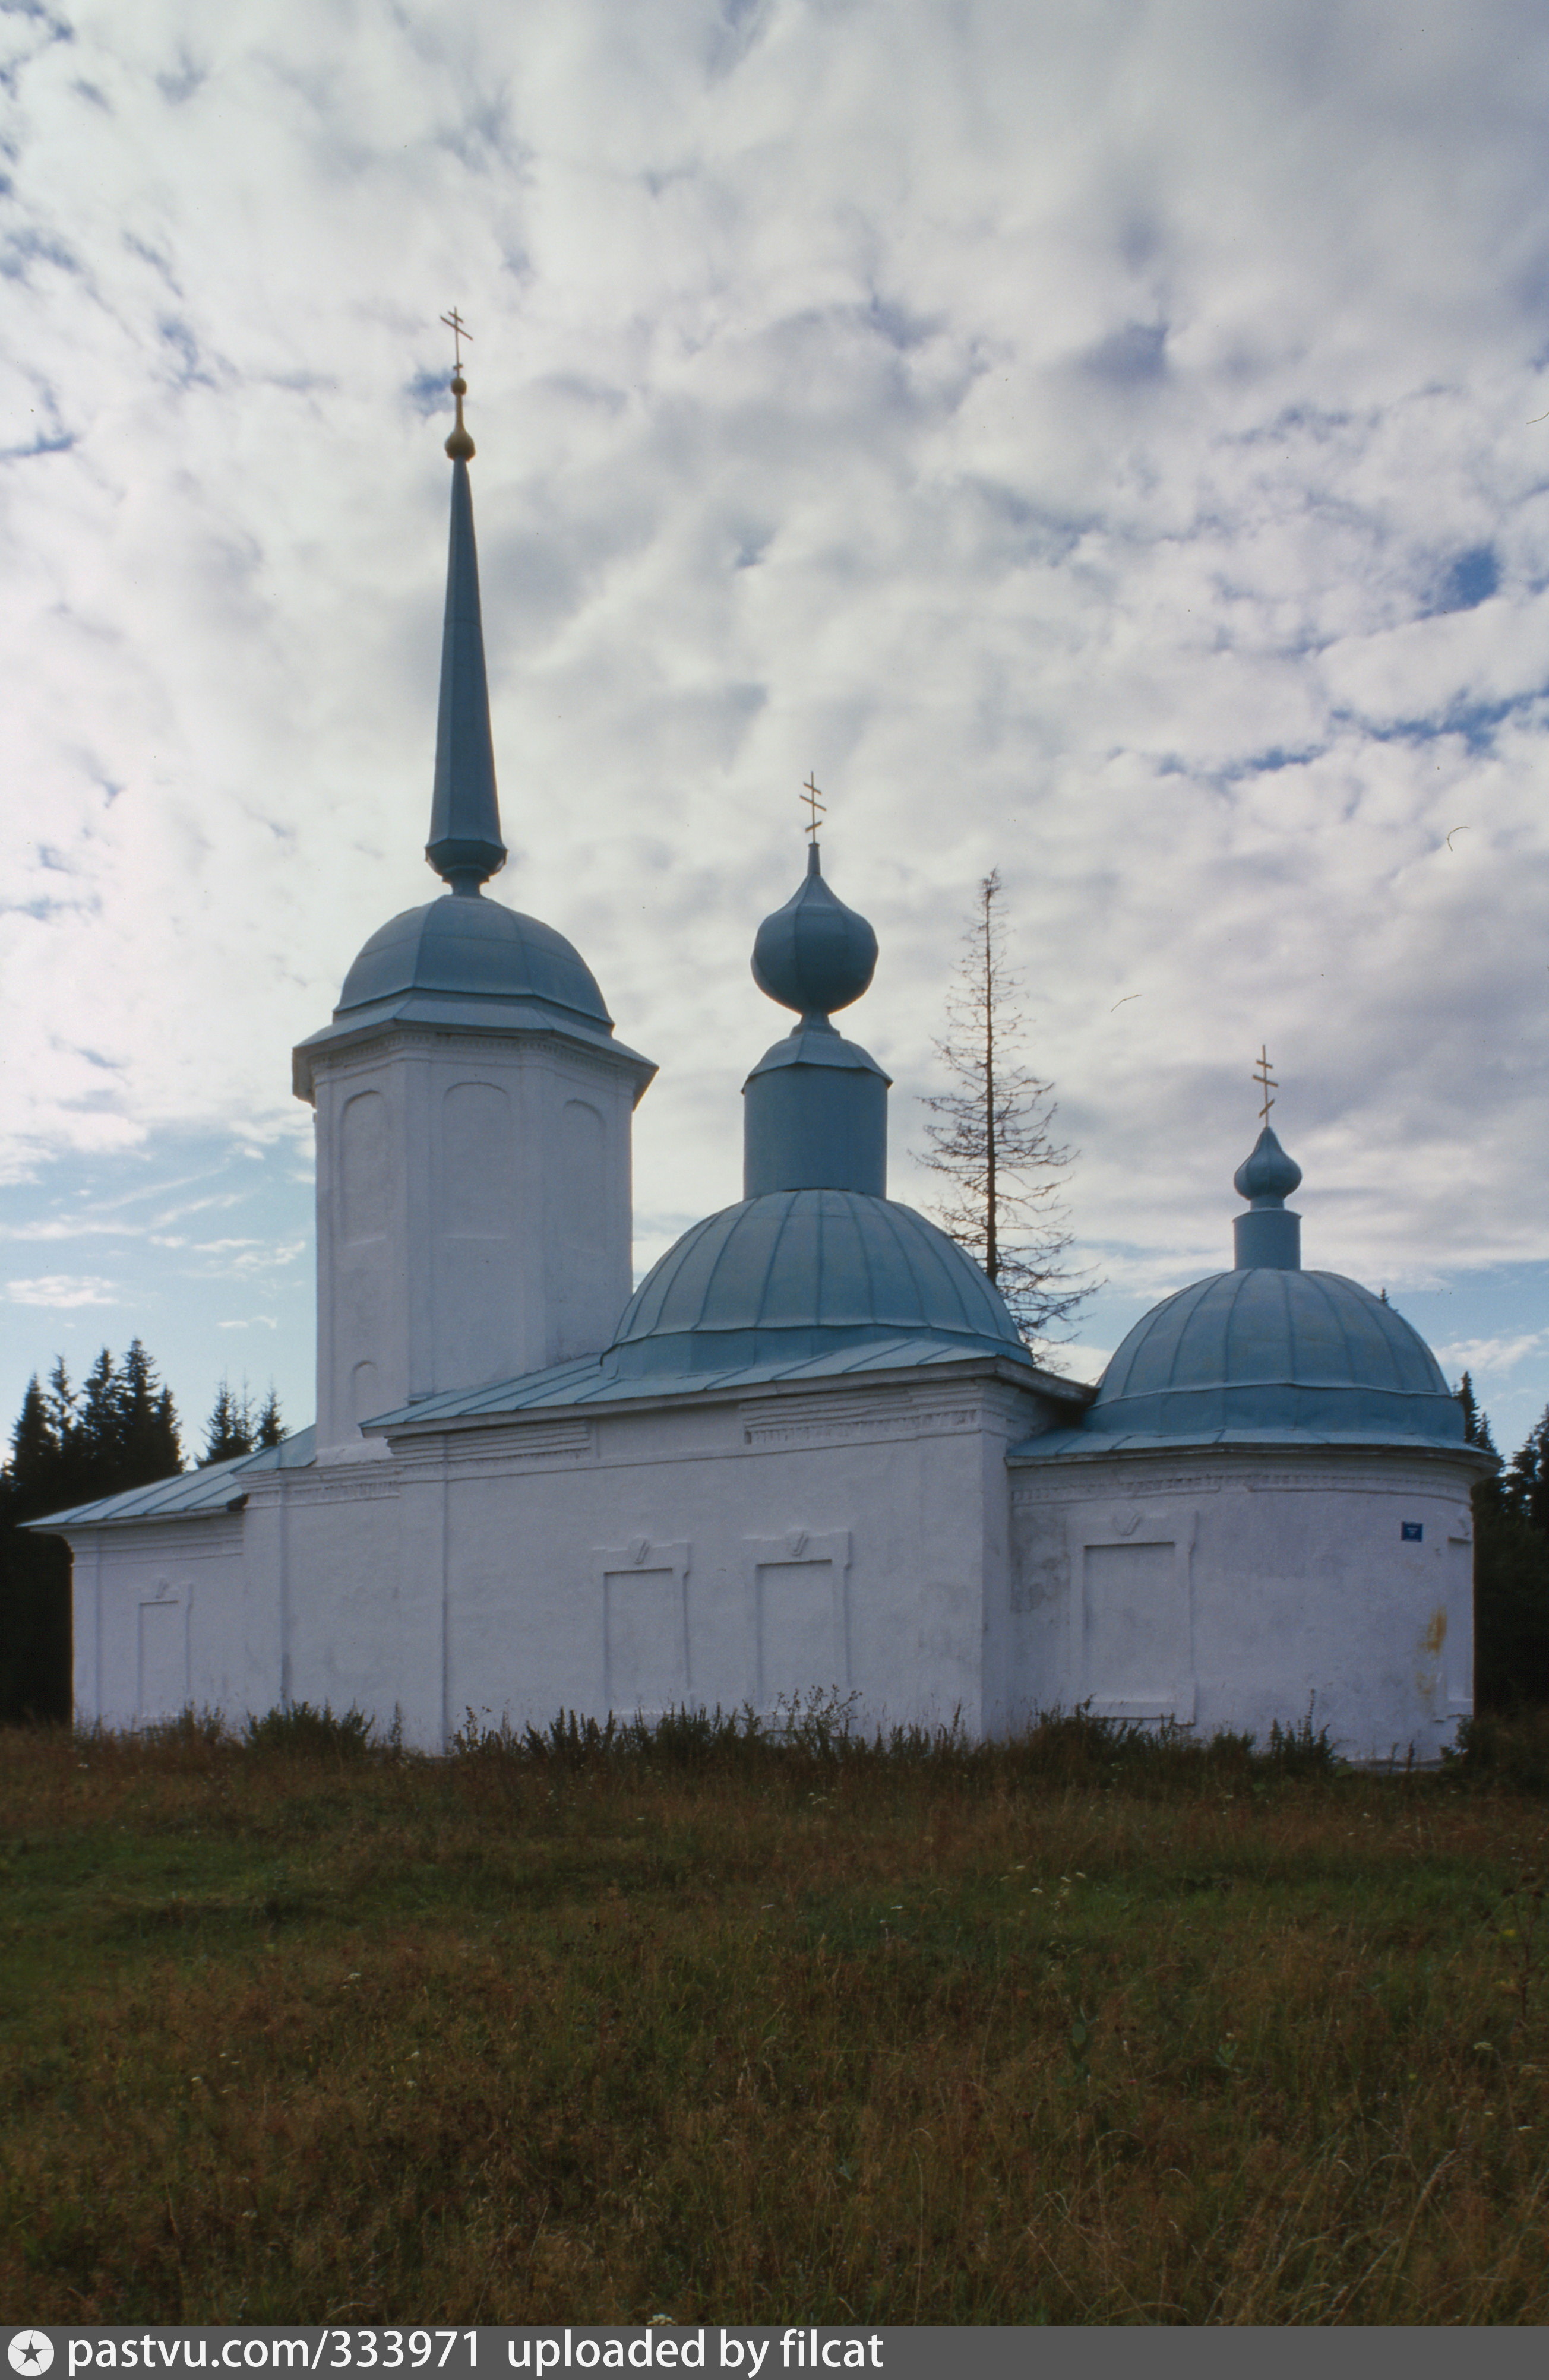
336, 894, 612, 1026
609, 1188, 1026, 1375
1083, 1265, 1463, 1448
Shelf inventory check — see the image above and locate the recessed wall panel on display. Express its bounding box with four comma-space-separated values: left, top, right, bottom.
138, 1599, 187, 1721
1080, 1540, 1187, 1717
604, 1567, 687, 1716
757, 1559, 840, 1707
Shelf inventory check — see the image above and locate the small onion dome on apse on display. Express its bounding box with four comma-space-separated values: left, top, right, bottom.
1231, 1122, 1304, 1270
293, 336, 654, 1102
1014, 1085, 1472, 1457
743, 827, 890, 1200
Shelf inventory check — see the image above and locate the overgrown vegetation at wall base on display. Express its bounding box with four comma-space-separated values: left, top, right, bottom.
2, 1704, 1546, 2325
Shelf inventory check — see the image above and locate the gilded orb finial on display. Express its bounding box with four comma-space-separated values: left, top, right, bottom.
440, 308, 476, 460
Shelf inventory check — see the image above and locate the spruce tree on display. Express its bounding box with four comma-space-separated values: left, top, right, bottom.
0, 1344, 184, 1723
1460, 1376, 1549, 1709
200, 1383, 256, 1467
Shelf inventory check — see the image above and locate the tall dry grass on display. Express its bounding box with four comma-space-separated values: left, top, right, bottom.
1, 1703, 1545, 2325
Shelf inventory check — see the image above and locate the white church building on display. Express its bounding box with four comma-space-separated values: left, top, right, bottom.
37, 374, 1491, 1762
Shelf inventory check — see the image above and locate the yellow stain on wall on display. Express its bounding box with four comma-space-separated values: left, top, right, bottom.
1420, 1607, 1449, 1657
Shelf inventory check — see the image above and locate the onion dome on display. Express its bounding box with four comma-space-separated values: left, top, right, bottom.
743, 843, 890, 1197
752, 842, 878, 1021
1234, 1124, 1303, 1204
608, 1188, 1024, 1376
1232, 1122, 1303, 1269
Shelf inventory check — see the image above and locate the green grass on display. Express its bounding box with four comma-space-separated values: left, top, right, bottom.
1, 1704, 1546, 2325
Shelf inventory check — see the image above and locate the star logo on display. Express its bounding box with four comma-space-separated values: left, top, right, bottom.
8, 2338, 54, 2377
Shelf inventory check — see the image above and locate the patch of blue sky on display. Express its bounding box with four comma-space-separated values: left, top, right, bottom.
1426, 545, 1499, 615
1083, 321, 1168, 385
1341, 685, 1549, 756
0, 1131, 316, 1463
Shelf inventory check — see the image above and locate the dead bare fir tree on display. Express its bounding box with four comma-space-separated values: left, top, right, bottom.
917, 869, 1090, 1350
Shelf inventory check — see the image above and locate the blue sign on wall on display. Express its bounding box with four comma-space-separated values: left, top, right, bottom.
1401, 1521, 1424, 1542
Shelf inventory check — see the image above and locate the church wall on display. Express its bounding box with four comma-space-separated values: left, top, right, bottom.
1007, 1448, 1478, 1762
65, 1518, 248, 1730
274, 1368, 1054, 1746
61, 1372, 1050, 1746
311, 1029, 637, 1458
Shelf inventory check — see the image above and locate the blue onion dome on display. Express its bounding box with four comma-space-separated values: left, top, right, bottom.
1079, 1268, 1464, 1447
1234, 1125, 1303, 1204
608, 1188, 1025, 1375
336, 894, 612, 1026
752, 844, 878, 1026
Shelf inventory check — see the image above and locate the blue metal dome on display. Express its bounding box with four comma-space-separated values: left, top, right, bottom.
1076, 1267, 1465, 1447
609, 1188, 1026, 1376
1014, 1115, 1471, 1460
336, 894, 611, 1026
752, 844, 878, 1020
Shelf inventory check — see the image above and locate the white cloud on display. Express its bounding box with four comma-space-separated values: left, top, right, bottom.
6, 1276, 121, 1309
1436, 1331, 1549, 1382
2, 0, 1548, 1420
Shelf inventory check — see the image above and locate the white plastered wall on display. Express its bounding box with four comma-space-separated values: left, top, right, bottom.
308, 1028, 638, 1459
68, 1518, 249, 1729
67, 1365, 1066, 1744
1007, 1448, 1479, 1762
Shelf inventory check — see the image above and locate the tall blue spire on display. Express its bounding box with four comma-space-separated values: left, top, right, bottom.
425, 369, 507, 897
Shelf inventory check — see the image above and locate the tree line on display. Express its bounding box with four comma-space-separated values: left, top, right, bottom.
0, 1344, 283, 1723
1458, 1374, 1549, 1708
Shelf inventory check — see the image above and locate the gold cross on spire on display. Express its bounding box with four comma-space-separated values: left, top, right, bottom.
440, 308, 473, 369
801, 771, 826, 841
1253, 1045, 1278, 1124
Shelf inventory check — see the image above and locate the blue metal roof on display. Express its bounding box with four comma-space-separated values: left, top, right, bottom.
24, 1427, 318, 1531
1011, 1268, 1469, 1458
293, 897, 656, 1095
365, 1328, 1088, 1432
607, 1188, 1026, 1375
335, 894, 611, 1024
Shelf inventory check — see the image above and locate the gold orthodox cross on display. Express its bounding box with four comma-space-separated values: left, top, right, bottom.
440, 308, 473, 369
801, 772, 826, 840
1253, 1045, 1278, 1123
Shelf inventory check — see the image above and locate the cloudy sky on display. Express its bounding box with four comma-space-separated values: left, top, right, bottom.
4, 0, 1548, 1461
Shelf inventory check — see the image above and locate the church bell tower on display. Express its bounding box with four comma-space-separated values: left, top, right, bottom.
293, 348, 656, 1458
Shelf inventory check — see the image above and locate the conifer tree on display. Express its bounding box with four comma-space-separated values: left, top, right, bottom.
254, 1388, 285, 1450
1458, 1375, 1549, 1709
200, 1382, 256, 1467
916, 869, 1090, 1348
0, 1343, 184, 1721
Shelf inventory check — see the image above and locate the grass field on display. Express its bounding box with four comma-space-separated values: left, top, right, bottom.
2, 1703, 1546, 2327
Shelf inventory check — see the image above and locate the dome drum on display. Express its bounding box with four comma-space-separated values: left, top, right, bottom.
743, 1028, 890, 1198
